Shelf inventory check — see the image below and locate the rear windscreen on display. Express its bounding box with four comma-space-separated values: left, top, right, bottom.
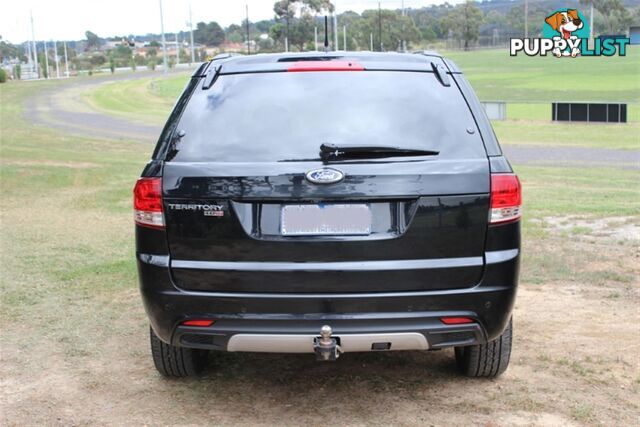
170, 71, 486, 162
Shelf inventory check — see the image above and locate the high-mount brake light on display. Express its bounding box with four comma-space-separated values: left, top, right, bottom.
287, 60, 364, 72
490, 174, 522, 224
133, 178, 164, 229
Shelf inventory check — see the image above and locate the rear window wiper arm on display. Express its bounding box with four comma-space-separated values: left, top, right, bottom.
320, 143, 439, 161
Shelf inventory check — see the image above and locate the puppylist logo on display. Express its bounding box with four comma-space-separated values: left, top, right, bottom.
510, 8, 630, 57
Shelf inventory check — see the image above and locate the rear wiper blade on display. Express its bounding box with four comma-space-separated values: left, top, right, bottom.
320, 143, 439, 161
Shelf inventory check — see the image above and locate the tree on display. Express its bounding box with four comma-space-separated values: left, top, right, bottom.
85, 31, 102, 50
273, 0, 334, 50
587, 0, 632, 33
442, 1, 483, 50
351, 9, 421, 51
194, 21, 225, 46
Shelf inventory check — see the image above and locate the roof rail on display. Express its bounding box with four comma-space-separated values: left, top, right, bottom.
211, 52, 244, 61
413, 50, 442, 58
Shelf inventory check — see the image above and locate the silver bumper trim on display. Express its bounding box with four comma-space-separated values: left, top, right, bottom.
226, 332, 429, 353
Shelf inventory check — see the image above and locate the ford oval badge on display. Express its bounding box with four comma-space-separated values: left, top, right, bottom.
305, 168, 344, 185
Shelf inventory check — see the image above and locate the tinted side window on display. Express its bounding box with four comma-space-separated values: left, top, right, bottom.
170, 71, 486, 162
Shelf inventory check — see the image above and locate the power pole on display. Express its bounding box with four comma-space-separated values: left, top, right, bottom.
401, 0, 405, 51
333, 9, 338, 50
524, 0, 529, 38
343, 26, 346, 51
370, 33, 373, 51
30, 11, 39, 78
378, 2, 382, 52
246, 4, 250, 55
63, 41, 69, 77
286, 0, 290, 50
54, 41, 60, 78
315, 26, 318, 50
43, 40, 49, 78
26, 41, 32, 72
189, 4, 195, 64
159, 0, 168, 75
589, 1, 594, 40
175, 33, 180, 66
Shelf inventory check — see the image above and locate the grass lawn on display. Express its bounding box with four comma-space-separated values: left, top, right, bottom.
444, 47, 640, 103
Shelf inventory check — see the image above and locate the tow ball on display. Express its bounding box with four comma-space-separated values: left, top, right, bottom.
314, 325, 341, 361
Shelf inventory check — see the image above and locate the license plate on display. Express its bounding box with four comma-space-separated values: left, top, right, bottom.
281, 204, 371, 236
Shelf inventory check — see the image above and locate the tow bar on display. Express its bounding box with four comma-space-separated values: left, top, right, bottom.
314, 325, 341, 361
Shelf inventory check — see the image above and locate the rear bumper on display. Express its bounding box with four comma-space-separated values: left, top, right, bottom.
137, 248, 519, 352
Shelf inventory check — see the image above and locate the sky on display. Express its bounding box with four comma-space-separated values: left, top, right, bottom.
1, 0, 463, 44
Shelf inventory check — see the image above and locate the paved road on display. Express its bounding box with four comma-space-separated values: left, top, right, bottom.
24, 70, 165, 143
23, 72, 639, 169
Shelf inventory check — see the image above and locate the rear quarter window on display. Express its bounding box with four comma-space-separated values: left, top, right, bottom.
169, 71, 486, 162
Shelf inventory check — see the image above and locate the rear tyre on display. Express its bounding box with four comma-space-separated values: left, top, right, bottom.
455, 318, 512, 378
149, 327, 209, 377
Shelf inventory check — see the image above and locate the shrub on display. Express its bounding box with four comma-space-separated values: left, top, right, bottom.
0, 68, 8, 83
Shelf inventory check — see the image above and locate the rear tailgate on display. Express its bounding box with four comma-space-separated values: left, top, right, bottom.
163, 159, 489, 293
160, 67, 490, 293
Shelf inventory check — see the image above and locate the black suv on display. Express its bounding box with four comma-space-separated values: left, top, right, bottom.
134, 52, 521, 378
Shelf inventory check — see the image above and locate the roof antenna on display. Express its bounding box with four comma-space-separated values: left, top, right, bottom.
324, 15, 329, 52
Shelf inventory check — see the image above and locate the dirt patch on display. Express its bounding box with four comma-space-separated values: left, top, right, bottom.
1, 159, 101, 169
532, 215, 640, 241
1, 235, 639, 426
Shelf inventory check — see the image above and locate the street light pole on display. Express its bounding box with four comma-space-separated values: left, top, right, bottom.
159, 0, 168, 75
43, 40, 49, 78
189, 4, 195, 64
30, 10, 39, 78
54, 40, 60, 78
524, 0, 529, 38
333, 2, 338, 50
246, 4, 250, 55
378, 2, 382, 52
64, 41, 69, 78
175, 33, 180, 66
343, 26, 346, 51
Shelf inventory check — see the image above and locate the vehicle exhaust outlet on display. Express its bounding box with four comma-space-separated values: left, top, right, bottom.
314, 325, 341, 361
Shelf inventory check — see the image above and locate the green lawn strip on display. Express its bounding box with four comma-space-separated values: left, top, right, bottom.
516, 165, 640, 220
493, 120, 639, 150
83, 74, 190, 124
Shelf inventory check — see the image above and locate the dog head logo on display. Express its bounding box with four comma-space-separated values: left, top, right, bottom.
545, 10, 584, 39
543, 9, 589, 57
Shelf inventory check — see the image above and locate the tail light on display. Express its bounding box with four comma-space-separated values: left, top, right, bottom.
441, 317, 475, 325
133, 177, 164, 229
490, 174, 522, 224
182, 319, 214, 327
